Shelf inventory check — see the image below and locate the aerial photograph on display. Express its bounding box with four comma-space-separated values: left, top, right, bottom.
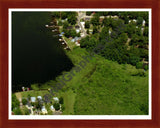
11, 10, 149, 116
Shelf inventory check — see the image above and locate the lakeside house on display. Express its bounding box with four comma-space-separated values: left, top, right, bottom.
71, 37, 81, 42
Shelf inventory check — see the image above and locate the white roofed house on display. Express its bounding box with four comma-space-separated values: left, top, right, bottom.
80, 22, 85, 29
53, 97, 59, 102
142, 20, 146, 26
37, 96, 42, 100
30, 97, 36, 103
50, 105, 55, 111
75, 25, 81, 33
41, 106, 48, 114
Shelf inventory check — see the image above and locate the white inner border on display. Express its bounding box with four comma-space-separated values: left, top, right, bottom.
9, 8, 152, 120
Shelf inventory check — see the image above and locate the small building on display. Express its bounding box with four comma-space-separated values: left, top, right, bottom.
100, 16, 105, 19
31, 97, 36, 103
67, 26, 73, 30
75, 25, 80, 29
84, 17, 91, 21
41, 106, 48, 114
27, 101, 31, 107
71, 38, 75, 42
89, 29, 93, 34
111, 15, 118, 19
22, 87, 25, 91
109, 30, 112, 35
37, 96, 42, 100
76, 29, 80, 33
45, 24, 49, 27
142, 20, 145, 26
80, 22, 85, 29
50, 105, 55, 111
75, 42, 80, 46
133, 19, 137, 22
59, 34, 63, 37
61, 32, 65, 35
53, 97, 59, 102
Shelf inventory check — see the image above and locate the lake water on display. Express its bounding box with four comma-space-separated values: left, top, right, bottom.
12, 12, 73, 92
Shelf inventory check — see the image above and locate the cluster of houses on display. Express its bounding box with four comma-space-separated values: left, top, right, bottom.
46, 12, 146, 50
24, 96, 61, 115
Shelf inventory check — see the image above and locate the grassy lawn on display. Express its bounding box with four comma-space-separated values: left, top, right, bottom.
59, 89, 76, 115
20, 90, 50, 99
63, 36, 77, 50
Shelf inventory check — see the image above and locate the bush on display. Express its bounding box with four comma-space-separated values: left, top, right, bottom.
22, 98, 28, 105
59, 97, 64, 104
144, 65, 149, 70
61, 104, 65, 111
53, 103, 60, 111
85, 21, 90, 28
24, 107, 30, 115
13, 108, 23, 115
31, 84, 39, 91
58, 20, 63, 26
136, 62, 143, 69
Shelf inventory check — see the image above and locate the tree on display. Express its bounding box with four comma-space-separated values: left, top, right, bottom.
99, 26, 109, 41
87, 29, 89, 34
80, 36, 90, 48
27, 94, 31, 100
22, 98, 28, 105
61, 104, 65, 111
91, 15, 100, 26
68, 15, 77, 25
93, 26, 98, 34
128, 54, 140, 66
117, 33, 128, 44
59, 97, 64, 104
61, 12, 68, 19
51, 12, 60, 18
24, 107, 30, 115
70, 29, 77, 38
35, 100, 43, 110
77, 32, 80, 37
136, 62, 143, 69
58, 20, 63, 26
143, 27, 148, 37
53, 103, 60, 111
13, 108, 23, 115
86, 12, 92, 16
85, 21, 90, 28
144, 65, 149, 70
102, 18, 112, 27
12, 94, 20, 110
63, 21, 69, 29
137, 17, 143, 26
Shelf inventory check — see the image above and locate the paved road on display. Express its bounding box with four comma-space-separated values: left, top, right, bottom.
77, 12, 87, 37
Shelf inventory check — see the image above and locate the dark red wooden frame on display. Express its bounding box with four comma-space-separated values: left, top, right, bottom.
0, 0, 160, 128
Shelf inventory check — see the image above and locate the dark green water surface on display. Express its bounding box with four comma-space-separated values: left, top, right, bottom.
12, 12, 73, 92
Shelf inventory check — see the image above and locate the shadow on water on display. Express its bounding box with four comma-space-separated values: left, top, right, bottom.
12, 12, 73, 92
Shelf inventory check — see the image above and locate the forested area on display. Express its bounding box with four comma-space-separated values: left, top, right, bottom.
62, 47, 148, 115
81, 12, 149, 70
